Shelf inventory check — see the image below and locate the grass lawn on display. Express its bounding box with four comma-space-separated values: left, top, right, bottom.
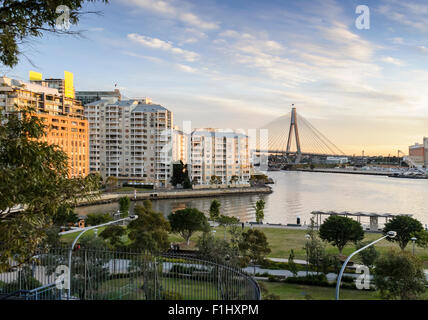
260, 281, 428, 300
60, 225, 428, 263
259, 281, 380, 300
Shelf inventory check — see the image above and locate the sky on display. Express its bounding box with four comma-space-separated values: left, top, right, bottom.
5, 0, 428, 156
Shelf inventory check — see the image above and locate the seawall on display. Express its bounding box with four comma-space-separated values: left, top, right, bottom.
76, 186, 273, 207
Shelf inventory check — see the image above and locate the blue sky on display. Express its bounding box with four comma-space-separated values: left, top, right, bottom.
6, 0, 428, 155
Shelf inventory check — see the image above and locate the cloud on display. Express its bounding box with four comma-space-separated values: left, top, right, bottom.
378, 0, 428, 33
381, 56, 404, 66
119, 0, 219, 30
175, 64, 197, 73
127, 33, 199, 62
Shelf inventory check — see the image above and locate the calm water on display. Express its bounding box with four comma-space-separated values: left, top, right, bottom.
75, 171, 428, 226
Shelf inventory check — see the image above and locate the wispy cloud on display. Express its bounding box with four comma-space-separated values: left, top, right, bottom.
119, 0, 219, 30
127, 33, 199, 62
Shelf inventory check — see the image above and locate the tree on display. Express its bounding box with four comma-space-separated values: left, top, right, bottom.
118, 196, 130, 217
319, 215, 364, 255
288, 249, 298, 277
0, 108, 101, 271
99, 225, 126, 249
210, 175, 222, 185
217, 214, 240, 240
0, 0, 108, 68
53, 205, 79, 226
254, 199, 265, 223
383, 215, 426, 250
229, 175, 239, 184
105, 176, 118, 192
356, 241, 379, 268
168, 208, 209, 245
171, 161, 191, 188
239, 229, 271, 274
127, 201, 171, 253
374, 249, 426, 300
209, 199, 221, 221
304, 218, 327, 273
85, 212, 112, 226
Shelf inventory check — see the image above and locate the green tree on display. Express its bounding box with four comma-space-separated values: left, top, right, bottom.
217, 214, 240, 240
118, 196, 130, 217
288, 249, 298, 276
168, 208, 209, 245
53, 205, 79, 226
383, 215, 427, 250
127, 201, 171, 253
229, 175, 239, 184
374, 249, 426, 300
0, 0, 108, 68
239, 229, 271, 274
210, 175, 222, 185
356, 241, 379, 268
0, 108, 100, 271
85, 212, 112, 226
319, 215, 364, 255
209, 199, 221, 221
99, 225, 126, 249
304, 219, 326, 273
254, 199, 265, 223
105, 176, 118, 192
171, 161, 191, 188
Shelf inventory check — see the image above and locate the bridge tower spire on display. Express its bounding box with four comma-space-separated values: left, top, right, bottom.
285, 105, 302, 163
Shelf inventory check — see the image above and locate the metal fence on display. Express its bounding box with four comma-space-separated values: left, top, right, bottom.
0, 247, 260, 300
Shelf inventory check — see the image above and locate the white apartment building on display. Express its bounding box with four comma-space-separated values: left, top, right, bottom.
84, 98, 173, 188
172, 126, 189, 164
189, 128, 251, 186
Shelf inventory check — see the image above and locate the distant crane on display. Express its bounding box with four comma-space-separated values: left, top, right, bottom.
398, 150, 427, 174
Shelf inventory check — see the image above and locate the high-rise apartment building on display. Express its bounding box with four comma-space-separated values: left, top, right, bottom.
172, 126, 189, 164
76, 89, 122, 106
0, 74, 89, 177
84, 99, 173, 188
189, 128, 251, 185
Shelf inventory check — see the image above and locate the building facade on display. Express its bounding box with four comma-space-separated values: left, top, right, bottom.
189, 129, 251, 186
0, 75, 89, 177
408, 137, 428, 167
76, 89, 122, 106
172, 126, 189, 164
84, 99, 173, 188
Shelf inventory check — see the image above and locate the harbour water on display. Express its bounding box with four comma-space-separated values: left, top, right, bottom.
75, 171, 428, 226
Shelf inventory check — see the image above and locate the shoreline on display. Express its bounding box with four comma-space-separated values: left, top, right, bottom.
296, 168, 392, 176
76, 186, 273, 207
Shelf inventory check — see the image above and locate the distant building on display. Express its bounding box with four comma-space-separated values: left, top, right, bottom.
84, 98, 173, 188
189, 129, 251, 185
325, 156, 349, 164
76, 89, 122, 106
409, 138, 428, 167
0, 74, 89, 177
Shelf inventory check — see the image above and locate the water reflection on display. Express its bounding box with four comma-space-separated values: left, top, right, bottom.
75, 171, 428, 225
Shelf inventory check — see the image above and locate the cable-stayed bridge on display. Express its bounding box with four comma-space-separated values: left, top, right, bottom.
256, 106, 346, 164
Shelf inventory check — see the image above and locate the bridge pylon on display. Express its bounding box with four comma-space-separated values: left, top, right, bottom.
285, 105, 302, 164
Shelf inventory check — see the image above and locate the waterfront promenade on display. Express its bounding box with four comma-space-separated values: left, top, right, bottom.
77, 186, 272, 207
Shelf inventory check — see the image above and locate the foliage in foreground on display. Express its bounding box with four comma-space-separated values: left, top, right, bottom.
0, 108, 101, 271
373, 249, 426, 300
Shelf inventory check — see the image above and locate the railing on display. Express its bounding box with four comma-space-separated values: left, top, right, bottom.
0, 248, 260, 300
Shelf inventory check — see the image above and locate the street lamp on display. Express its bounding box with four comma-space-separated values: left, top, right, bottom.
335, 231, 396, 300
411, 237, 417, 255
305, 234, 310, 277
61, 215, 138, 299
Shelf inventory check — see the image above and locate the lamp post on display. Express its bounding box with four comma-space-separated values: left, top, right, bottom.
335, 231, 396, 300
61, 215, 138, 300
411, 237, 417, 255
305, 234, 310, 277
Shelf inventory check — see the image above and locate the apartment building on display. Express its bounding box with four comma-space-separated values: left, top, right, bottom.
189, 128, 251, 185
0, 75, 89, 177
76, 89, 122, 106
409, 137, 428, 167
172, 126, 189, 164
84, 99, 173, 188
